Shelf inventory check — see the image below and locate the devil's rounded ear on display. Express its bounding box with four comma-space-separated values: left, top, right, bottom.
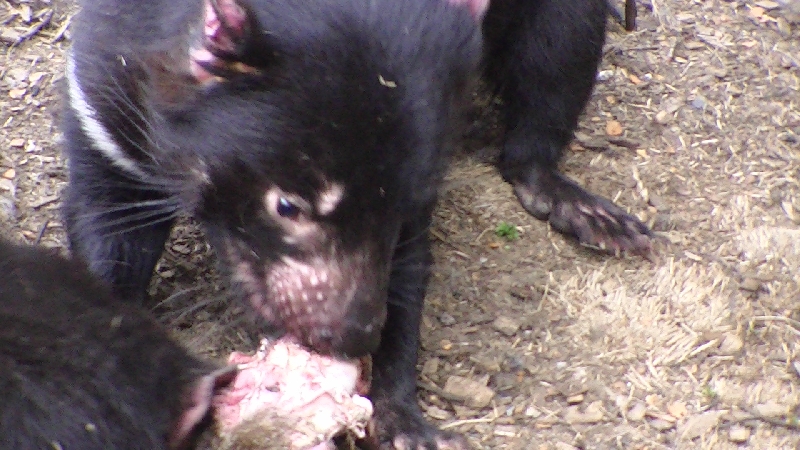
168, 365, 238, 449
190, 0, 279, 83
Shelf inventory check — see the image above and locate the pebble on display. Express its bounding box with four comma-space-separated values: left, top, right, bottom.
563, 401, 604, 424
649, 418, 675, 431
728, 425, 750, 443
0, 195, 16, 222
753, 402, 785, 417
492, 316, 520, 336
566, 394, 584, 405
469, 354, 501, 372
648, 193, 667, 211
438, 312, 456, 326
776, 17, 792, 36
554, 443, 579, 450
0, 179, 14, 192
596, 70, 614, 81
718, 333, 744, 355
421, 357, 440, 376
678, 411, 723, 441
424, 404, 450, 421
443, 376, 495, 409
627, 401, 647, 421
8, 89, 26, 99
655, 110, 671, 124
739, 278, 762, 292
691, 97, 707, 110
524, 405, 542, 418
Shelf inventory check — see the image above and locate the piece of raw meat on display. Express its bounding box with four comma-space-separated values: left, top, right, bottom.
211, 338, 372, 450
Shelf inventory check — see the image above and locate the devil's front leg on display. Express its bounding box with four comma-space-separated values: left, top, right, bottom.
363, 209, 469, 450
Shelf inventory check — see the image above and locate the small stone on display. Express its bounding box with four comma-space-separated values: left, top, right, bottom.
172, 243, 191, 255
1, 169, 14, 179
6, 68, 29, 84
667, 401, 688, 419
753, 402, 786, 418
655, 110, 671, 124
492, 316, 520, 336
563, 401, 604, 424
718, 333, 743, 355
424, 404, 450, 421
554, 443, 579, 450
691, 97, 706, 110
438, 312, 456, 326
470, 354, 501, 372
8, 89, 26, 99
776, 17, 792, 36
596, 70, 614, 81
627, 401, 647, 421
649, 418, 675, 431
158, 269, 175, 279
443, 376, 495, 409
678, 411, 724, 441
755, 0, 779, 9
728, 425, 750, 443
29, 72, 46, 84
710, 67, 728, 79
0, 195, 16, 222
10, 138, 25, 148
739, 278, 762, 292
524, 405, 542, 418
566, 394, 584, 405
648, 193, 667, 211
421, 357, 440, 376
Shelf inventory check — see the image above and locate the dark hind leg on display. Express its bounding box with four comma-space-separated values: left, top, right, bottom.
484, 0, 651, 254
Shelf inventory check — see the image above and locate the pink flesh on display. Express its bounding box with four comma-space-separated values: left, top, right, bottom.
213, 338, 372, 449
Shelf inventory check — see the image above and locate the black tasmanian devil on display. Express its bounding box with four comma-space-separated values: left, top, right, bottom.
62, 0, 650, 447
0, 238, 235, 450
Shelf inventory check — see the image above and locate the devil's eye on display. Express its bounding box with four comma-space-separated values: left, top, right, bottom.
277, 197, 300, 219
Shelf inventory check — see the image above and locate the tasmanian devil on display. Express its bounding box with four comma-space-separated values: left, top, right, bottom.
0, 238, 236, 450
62, 0, 650, 448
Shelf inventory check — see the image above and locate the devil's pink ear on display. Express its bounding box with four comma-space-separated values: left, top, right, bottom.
167, 366, 238, 450
190, 0, 276, 83
447, 0, 490, 20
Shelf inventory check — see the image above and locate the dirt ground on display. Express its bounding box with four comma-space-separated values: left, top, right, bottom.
2, 0, 800, 448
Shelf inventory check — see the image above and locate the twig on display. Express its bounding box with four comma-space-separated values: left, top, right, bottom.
751, 315, 800, 337
439, 416, 496, 430
2, 9, 53, 46
34, 219, 49, 245
50, 13, 72, 43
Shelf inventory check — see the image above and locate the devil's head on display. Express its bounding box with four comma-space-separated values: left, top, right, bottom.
148, 0, 486, 356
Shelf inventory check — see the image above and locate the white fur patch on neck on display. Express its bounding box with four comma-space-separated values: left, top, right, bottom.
316, 183, 344, 216
66, 54, 145, 178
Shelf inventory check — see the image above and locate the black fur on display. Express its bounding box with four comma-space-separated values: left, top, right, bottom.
61, 0, 646, 447
484, 0, 651, 254
0, 239, 228, 450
